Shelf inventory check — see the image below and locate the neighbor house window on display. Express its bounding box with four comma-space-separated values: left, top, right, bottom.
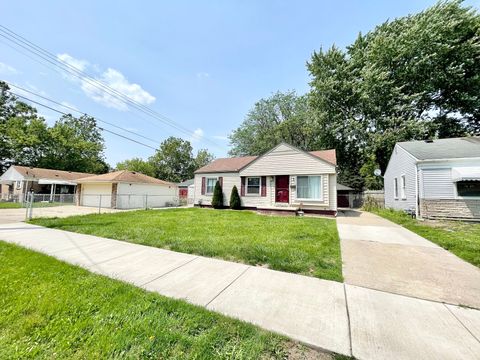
400, 175, 406, 199
394, 178, 399, 199
296, 176, 322, 200
15, 181, 21, 190
457, 181, 480, 197
206, 178, 217, 194
246, 177, 261, 195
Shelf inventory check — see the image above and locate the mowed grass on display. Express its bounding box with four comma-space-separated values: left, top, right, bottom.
32, 208, 343, 282
374, 209, 480, 268
0, 241, 341, 359
0, 202, 22, 209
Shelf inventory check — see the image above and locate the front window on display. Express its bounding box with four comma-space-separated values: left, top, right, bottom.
401, 175, 406, 199
206, 178, 217, 194
16, 181, 21, 190
297, 176, 322, 200
457, 181, 480, 197
246, 177, 260, 195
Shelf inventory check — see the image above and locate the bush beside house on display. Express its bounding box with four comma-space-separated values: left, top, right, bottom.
211, 181, 223, 209
230, 185, 241, 210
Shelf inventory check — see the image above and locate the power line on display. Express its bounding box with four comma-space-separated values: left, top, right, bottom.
8, 91, 158, 151
0, 24, 223, 149
6, 82, 160, 145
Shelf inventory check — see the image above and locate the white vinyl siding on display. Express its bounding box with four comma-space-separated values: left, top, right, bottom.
384, 144, 417, 211
421, 168, 455, 199
240, 143, 335, 176
194, 173, 239, 207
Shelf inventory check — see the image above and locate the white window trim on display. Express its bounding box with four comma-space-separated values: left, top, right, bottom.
205, 177, 217, 195
394, 178, 399, 199
400, 174, 406, 200
296, 175, 323, 202
16, 180, 22, 190
245, 176, 261, 196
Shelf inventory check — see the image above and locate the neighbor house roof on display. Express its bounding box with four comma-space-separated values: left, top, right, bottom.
77, 170, 174, 186
195, 149, 336, 174
177, 179, 194, 187
10, 165, 94, 181
337, 183, 354, 191
398, 137, 480, 160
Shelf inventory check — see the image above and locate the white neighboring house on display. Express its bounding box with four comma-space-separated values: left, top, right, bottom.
384, 137, 480, 220
76, 170, 177, 209
193, 143, 337, 215
0, 165, 93, 202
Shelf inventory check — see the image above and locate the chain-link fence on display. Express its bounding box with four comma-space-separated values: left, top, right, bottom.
80, 194, 179, 210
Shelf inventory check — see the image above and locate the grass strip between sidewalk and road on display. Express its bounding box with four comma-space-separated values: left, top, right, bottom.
32, 208, 343, 282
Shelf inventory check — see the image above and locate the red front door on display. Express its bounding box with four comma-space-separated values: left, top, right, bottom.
275, 176, 289, 203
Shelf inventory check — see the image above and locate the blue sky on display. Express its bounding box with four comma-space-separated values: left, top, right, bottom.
1, 0, 478, 166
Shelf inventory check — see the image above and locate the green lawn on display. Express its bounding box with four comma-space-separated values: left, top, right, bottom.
31, 208, 343, 282
0, 202, 22, 209
374, 209, 480, 268
0, 241, 341, 359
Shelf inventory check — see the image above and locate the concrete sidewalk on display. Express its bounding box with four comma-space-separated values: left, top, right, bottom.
1, 222, 480, 359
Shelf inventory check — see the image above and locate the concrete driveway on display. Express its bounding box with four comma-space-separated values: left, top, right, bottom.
0, 205, 122, 224
337, 210, 480, 309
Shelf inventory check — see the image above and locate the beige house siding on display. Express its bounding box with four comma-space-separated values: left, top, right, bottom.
240, 143, 335, 176
194, 172, 239, 206
194, 173, 337, 211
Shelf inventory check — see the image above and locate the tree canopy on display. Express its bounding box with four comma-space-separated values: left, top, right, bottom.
0, 81, 108, 174
116, 137, 215, 183
229, 0, 480, 189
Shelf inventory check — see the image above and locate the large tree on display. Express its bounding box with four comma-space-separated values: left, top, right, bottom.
308, 0, 480, 187
116, 157, 156, 177
229, 91, 316, 156
149, 136, 215, 182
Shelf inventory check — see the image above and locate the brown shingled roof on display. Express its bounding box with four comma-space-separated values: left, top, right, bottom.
76, 170, 174, 186
12, 166, 95, 181
195, 149, 336, 174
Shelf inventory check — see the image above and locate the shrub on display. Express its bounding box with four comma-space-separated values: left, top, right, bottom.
362, 195, 382, 212
230, 185, 241, 210
211, 181, 224, 209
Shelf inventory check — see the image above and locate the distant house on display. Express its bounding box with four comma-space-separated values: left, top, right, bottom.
193, 143, 337, 215
0, 165, 93, 202
384, 137, 480, 220
76, 170, 177, 209
337, 183, 356, 208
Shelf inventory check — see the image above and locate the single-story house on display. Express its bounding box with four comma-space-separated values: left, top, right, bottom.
178, 179, 194, 199
76, 170, 177, 209
193, 143, 337, 215
384, 136, 480, 220
0, 165, 93, 202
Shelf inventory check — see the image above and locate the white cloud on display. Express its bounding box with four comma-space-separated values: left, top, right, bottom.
196, 72, 210, 79
56, 53, 155, 111
190, 128, 204, 143
0, 62, 19, 75
57, 53, 88, 72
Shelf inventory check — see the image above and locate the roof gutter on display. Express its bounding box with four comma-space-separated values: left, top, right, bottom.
416, 157, 480, 163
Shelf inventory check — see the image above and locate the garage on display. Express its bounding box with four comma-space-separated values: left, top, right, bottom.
76, 170, 177, 209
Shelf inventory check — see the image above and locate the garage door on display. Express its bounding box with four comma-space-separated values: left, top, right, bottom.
81, 183, 112, 208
